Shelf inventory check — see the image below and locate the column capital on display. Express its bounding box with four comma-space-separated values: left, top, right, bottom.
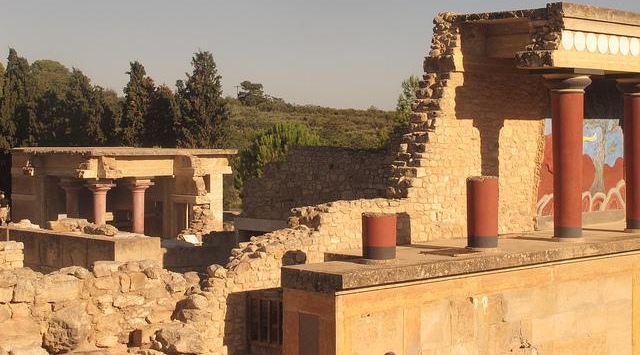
85, 179, 115, 193
616, 77, 640, 96
124, 178, 154, 191
543, 74, 592, 93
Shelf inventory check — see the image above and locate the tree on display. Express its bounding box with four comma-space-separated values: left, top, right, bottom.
121, 61, 155, 147
235, 122, 321, 189
0, 48, 37, 150
95, 87, 122, 146
175, 50, 229, 148
65, 68, 105, 146
396, 75, 420, 126
0, 62, 4, 99
237, 80, 266, 107
30, 60, 72, 146
146, 85, 179, 147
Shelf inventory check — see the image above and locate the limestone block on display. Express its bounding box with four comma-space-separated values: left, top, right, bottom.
206, 264, 227, 279
92, 261, 121, 278
43, 302, 91, 353
113, 295, 145, 308
34, 274, 82, 304
0, 304, 10, 322
12, 279, 35, 303
0, 318, 41, 350
153, 323, 206, 354
4, 346, 48, 355
59, 266, 92, 279
95, 333, 119, 348
92, 276, 117, 291
0, 271, 17, 288
0, 287, 12, 303
127, 271, 147, 291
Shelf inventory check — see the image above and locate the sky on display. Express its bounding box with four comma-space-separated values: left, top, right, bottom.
1, 1, 639, 110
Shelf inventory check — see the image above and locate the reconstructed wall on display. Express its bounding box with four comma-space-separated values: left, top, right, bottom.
283, 252, 637, 354
241, 146, 395, 220
241, 14, 550, 243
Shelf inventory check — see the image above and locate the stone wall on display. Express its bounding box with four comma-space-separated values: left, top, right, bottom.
241, 145, 395, 220
240, 14, 550, 243
0, 260, 207, 354
0, 241, 24, 270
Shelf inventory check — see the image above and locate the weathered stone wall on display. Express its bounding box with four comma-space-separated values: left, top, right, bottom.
0, 260, 207, 354
241, 15, 549, 243
241, 146, 395, 220
0, 241, 24, 270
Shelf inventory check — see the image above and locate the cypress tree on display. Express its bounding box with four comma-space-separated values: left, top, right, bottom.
121, 61, 155, 147
176, 50, 229, 148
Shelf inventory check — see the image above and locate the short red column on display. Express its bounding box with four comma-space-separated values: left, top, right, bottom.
466, 176, 498, 249
544, 74, 591, 240
86, 180, 115, 226
126, 179, 154, 234
362, 212, 397, 260
59, 178, 83, 218
618, 78, 640, 232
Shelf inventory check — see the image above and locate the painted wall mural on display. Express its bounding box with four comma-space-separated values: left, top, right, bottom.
536, 118, 625, 217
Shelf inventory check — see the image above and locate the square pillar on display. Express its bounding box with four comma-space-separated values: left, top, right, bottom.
543, 74, 592, 240
617, 77, 640, 232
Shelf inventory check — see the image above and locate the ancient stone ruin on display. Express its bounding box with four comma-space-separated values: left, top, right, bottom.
2, 2, 640, 355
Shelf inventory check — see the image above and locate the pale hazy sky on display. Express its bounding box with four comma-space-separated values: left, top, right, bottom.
1, 1, 639, 109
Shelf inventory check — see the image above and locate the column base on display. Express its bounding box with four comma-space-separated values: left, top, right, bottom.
553, 226, 582, 238
626, 219, 640, 231
552, 236, 584, 243
464, 246, 499, 253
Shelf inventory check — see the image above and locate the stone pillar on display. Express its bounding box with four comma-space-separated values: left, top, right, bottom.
618, 77, 640, 232
544, 74, 591, 240
59, 178, 83, 218
86, 180, 115, 226
466, 176, 499, 249
126, 179, 154, 234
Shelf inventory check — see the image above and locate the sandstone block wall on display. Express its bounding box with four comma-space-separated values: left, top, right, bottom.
241, 146, 395, 220
0, 241, 24, 270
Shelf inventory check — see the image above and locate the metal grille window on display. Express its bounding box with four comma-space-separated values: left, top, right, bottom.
248, 288, 283, 349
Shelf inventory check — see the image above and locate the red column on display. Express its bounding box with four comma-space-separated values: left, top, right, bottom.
361, 212, 397, 260
466, 176, 499, 249
544, 74, 591, 240
86, 180, 115, 226
59, 178, 83, 218
618, 78, 640, 232
126, 179, 154, 234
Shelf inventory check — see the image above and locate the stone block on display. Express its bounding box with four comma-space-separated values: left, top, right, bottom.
92, 261, 120, 278
0, 318, 42, 350
12, 279, 35, 303
0, 287, 12, 303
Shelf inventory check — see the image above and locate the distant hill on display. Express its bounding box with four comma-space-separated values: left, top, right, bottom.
225, 97, 397, 151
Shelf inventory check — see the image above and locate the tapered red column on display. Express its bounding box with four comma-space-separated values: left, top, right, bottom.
59, 178, 83, 218
86, 180, 115, 226
544, 74, 591, 239
618, 78, 640, 232
126, 179, 154, 234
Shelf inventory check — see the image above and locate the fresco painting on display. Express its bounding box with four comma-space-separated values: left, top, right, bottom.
537, 118, 625, 217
